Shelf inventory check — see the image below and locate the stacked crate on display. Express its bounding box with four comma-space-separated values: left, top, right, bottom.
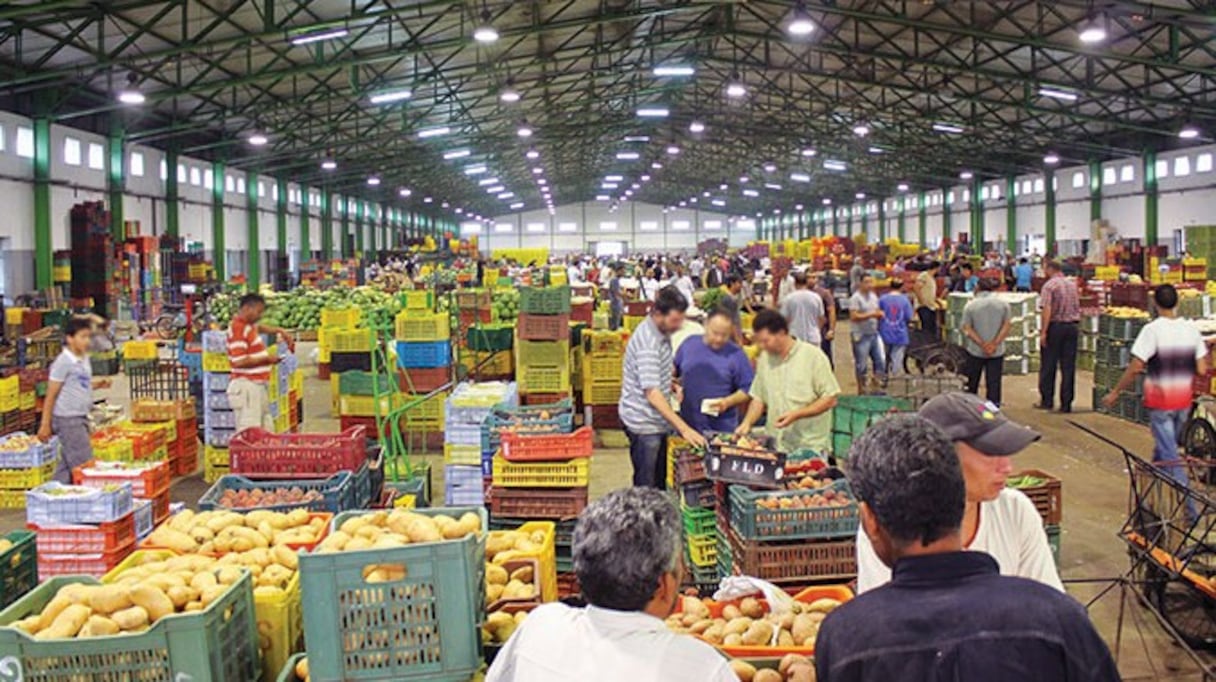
515, 285, 573, 405
1078, 312, 1100, 371
459, 288, 514, 381
0, 375, 20, 439
0, 434, 59, 510
668, 438, 720, 593
391, 306, 452, 448
1008, 469, 1063, 569
1092, 311, 1150, 424
25, 480, 135, 577
580, 330, 626, 428
70, 201, 118, 319
72, 458, 173, 539
202, 331, 236, 481
830, 395, 912, 460
318, 306, 364, 379
445, 381, 517, 505
130, 397, 199, 477
15, 370, 45, 438
944, 292, 1041, 375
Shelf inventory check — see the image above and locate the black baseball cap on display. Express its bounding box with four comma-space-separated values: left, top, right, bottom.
918, 392, 1041, 456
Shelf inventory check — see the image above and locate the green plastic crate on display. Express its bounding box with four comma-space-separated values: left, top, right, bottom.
519, 285, 572, 314
831, 396, 912, 458
728, 480, 859, 541
516, 339, 570, 368
300, 507, 487, 681
0, 529, 36, 609
682, 505, 717, 536
466, 324, 514, 352
1046, 524, 1060, 568
0, 573, 260, 682
338, 370, 396, 396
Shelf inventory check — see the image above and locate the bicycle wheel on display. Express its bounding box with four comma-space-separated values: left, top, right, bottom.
1183, 418, 1216, 486
154, 314, 179, 340
1153, 557, 1216, 650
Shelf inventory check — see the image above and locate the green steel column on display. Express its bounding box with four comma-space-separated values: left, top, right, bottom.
969, 178, 982, 251
354, 201, 364, 256
107, 123, 125, 241
381, 204, 389, 253
366, 202, 376, 258
1005, 177, 1017, 253
1144, 151, 1159, 246
33, 118, 52, 290
897, 197, 907, 243
246, 171, 260, 286
942, 189, 952, 240
299, 189, 310, 264
275, 178, 288, 256
320, 192, 333, 261
340, 196, 351, 258
1089, 159, 1102, 222
918, 192, 928, 248
211, 161, 225, 280
832, 207, 839, 237
877, 200, 887, 242
860, 207, 868, 241
1044, 169, 1057, 257
165, 148, 179, 239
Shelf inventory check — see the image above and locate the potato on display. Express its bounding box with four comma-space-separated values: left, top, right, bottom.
272, 544, 299, 570
36, 603, 91, 639
722, 604, 742, 621
723, 617, 752, 636
215, 567, 242, 585
184, 601, 204, 612
486, 584, 505, 603
199, 584, 227, 607
806, 598, 841, 614
729, 659, 757, 682
149, 527, 197, 553
787, 662, 816, 682
295, 656, 309, 680
689, 619, 715, 635
167, 509, 195, 531
681, 595, 710, 620
190, 571, 218, 591
405, 518, 442, 544
37, 594, 73, 631
458, 511, 482, 535
723, 633, 743, 646
777, 629, 795, 647
791, 613, 817, 645
165, 585, 197, 609
88, 586, 133, 615
79, 615, 120, 638
780, 653, 813, 675
741, 620, 775, 646
739, 597, 765, 619
486, 563, 509, 585
509, 565, 534, 584
702, 623, 725, 644
753, 669, 783, 682
128, 585, 174, 622
12, 615, 42, 635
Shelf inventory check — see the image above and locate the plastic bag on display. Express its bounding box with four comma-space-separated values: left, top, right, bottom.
712, 576, 797, 645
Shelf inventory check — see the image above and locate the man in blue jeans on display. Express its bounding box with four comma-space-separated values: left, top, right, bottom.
849, 275, 885, 394
878, 279, 914, 378
618, 286, 707, 488
1103, 284, 1208, 518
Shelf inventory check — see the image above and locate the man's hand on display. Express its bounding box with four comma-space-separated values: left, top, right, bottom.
36, 424, 51, 443
672, 382, 684, 405
774, 411, 797, 429
1101, 390, 1120, 408
734, 423, 752, 437
706, 398, 727, 415
1039, 330, 1048, 349
680, 427, 707, 448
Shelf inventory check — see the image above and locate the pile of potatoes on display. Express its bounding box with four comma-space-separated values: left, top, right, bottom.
314, 510, 482, 554
665, 595, 841, 649
483, 610, 528, 645
5, 556, 255, 640
485, 527, 547, 563
485, 562, 536, 608
144, 509, 324, 554
731, 655, 816, 682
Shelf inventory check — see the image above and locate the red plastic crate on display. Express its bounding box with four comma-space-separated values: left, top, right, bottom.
398, 366, 451, 393
570, 300, 594, 325
72, 459, 172, 498
624, 301, 651, 316
146, 489, 171, 524
459, 308, 493, 328
522, 392, 571, 406
28, 511, 136, 554
172, 446, 198, 477
317, 362, 331, 380
229, 426, 367, 479
37, 550, 131, 578
587, 405, 622, 429
501, 426, 593, 462
518, 313, 571, 341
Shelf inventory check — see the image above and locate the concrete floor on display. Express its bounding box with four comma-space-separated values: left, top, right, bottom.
3, 331, 1213, 679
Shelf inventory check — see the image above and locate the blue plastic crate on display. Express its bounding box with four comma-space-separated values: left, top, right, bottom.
198, 470, 359, 513
205, 426, 236, 448
133, 498, 154, 539
444, 421, 482, 446
25, 482, 134, 525
204, 372, 231, 392
0, 433, 59, 469
204, 392, 231, 411
202, 330, 229, 354
206, 409, 236, 429
396, 340, 452, 369
444, 465, 485, 506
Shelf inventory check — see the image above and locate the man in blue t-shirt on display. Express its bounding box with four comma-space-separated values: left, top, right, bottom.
1014, 258, 1033, 292
878, 280, 915, 377
674, 309, 755, 433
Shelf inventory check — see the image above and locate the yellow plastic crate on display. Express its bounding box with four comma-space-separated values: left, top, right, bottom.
327, 328, 374, 353
0, 459, 57, 490
338, 394, 406, 418
93, 436, 135, 462
459, 351, 513, 376
0, 375, 18, 411
518, 364, 571, 394
403, 290, 433, 310
443, 442, 482, 466
202, 352, 230, 372
18, 392, 34, 411
123, 340, 159, 360
0, 489, 24, 508
204, 445, 229, 467
320, 307, 361, 328
581, 379, 621, 405
491, 455, 589, 488
329, 374, 340, 415
687, 533, 717, 567
318, 346, 331, 364
274, 413, 290, 433
394, 311, 450, 342
52, 265, 71, 283
204, 459, 229, 483
622, 315, 644, 332
5, 307, 26, 325
489, 520, 557, 602
255, 568, 302, 681
290, 369, 303, 394
119, 420, 177, 447
400, 391, 446, 426
582, 354, 622, 381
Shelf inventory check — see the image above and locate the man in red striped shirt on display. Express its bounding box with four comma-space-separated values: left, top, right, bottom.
226, 293, 291, 432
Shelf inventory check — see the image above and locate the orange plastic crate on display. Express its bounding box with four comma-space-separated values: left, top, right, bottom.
501, 426, 593, 462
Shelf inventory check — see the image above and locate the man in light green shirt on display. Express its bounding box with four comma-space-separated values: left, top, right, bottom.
737, 309, 841, 454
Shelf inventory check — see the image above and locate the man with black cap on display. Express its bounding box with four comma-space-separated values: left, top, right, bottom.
855, 391, 1063, 593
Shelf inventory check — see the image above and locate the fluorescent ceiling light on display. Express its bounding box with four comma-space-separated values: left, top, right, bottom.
765, 183, 783, 190
248, 133, 269, 147
321, 159, 337, 170
679, 201, 687, 207
666, 146, 680, 155
525, 149, 539, 159
117, 88, 145, 105
500, 86, 520, 103
366, 176, 380, 186
795, 204, 804, 211
423, 197, 433, 203
623, 135, 651, 143
637, 107, 670, 118
689, 121, 705, 133
855, 192, 866, 199
773, 209, 781, 214
538, 179, 547, 185
455, 208, 463, 214
852, 123, 870, 137
742, 189, 759, 197
801, 148, 817, 157
616, 151, 640, 160
1038, 87, 1079, 102
510, 202, 524, 209
822, 198, 832, 205
868, 146, 885, 154
712, 199, 726, 207
596, 195, 610, 201
486, 185, 505, 193
787, 11, 816, 36
497, 192, 514, 199
517, 125, 533, 138
824, 159, 847, 171
417, 126, 450, 139
464, 164, 487, 175
473, 24, 499, 43
653, 65, 695, 77
719, 184, 728, 190
399, 188, 412, 197
478, 177, 499, 186
960, 170, 974, 180
289, 28, 349, 46
1078, 16, 1107, 44
689, 198, 697, 203
702, 190, 710, 197
442, 149, 471, 160
1180, 125, 1201, 140
640, 174, 651, 181
726, 83, 747, 98
739, 176, 749, 183
369, 88, 412, 105
1043, 153, 1060, 165
602, 183, 619, 189
790, 173, 811, 182
897, 183, 909, 191
652, 162, 663, 169
605, 175, 623, 182
624, 190, 633, 196
764, 163, 777, 173
531, 167, 543, 174
932, 122, 965, 134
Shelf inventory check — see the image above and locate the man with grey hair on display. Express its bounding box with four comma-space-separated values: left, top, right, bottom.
486, 487, 736, 682
816, 415, 1118, 682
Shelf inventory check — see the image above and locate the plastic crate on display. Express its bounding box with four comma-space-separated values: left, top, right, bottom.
444, 464, 486, 505
132, 498, 154, 538
582, 379, 621, 405
395, 311, 451, 341
229, 425, 368, 479
686, 532, 718, 567
682, 504, 717, 536
203, 352, 231, 373
338, 370, 396, 396
583, 331, 627, 355
0, 458, 57, 490
726, 528, 857, 583
1008, 469, 1063, 525
131, 397, 196, 422
204, 371, 231, 392
321, 307, 362, 328
91, 433, 136, 462
398, 366, 451, 393
299, 508, 486, 682
0, 530, 36, 610
339, 393, 407, 418
396, 340, 452, 368
455, 288, 494, 310
520, 285, 571, 314
491, 455, 590, 488
327, 328, 375, 353
403, 290, 433, 310
198, 470, 359, 513
680, 480, 717, 509
581, 353, 623, 382
489, 486, 588, 518
37, 549, 131, 578
727, 481, 859, 541
516, 339, 569, 368
501, 426, 593, 462
517, 313, 571, 341
518, 363, 571, 394
480, 409, 575, 454
29, 510, 136, 554
25, 481, 134, 525
0, 432, 58, 469
466, 324, 514, 352
443, 442, 482, 467
72, 459, 172, 498
487, 520, 558, 602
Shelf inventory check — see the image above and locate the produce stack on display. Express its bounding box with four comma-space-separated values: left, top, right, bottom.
0, 374, 21, 439
25, 479, 135, 577
1092, 308, 1150, 424
69, 201, 118, 319
0, 433, 59, 510
202, 330, 237, 482
390, 306, 452, 448
460, 289, 515, 381
17, 369, 47, 436
622, 300, 650, 333
445, 381, 517, 505
318, 306, 365, 380
1007, 470, 1063, 568
580, 330, 626, 429
515, 285, 573, 406
130, 397, 199, 477
668, 438, 720, 593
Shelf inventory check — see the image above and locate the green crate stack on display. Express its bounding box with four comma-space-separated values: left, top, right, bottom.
1184, 225, 1216, 278
669, 438, 720, 593
514, 286, 573, 400
831, 395, 913, 460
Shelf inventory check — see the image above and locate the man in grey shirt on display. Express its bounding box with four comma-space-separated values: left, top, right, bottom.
780, 271, 824, 344
619, 286, 707, 488
961, 278, 1013, 405
39, 317, 109, 482
849, 275, 886, 394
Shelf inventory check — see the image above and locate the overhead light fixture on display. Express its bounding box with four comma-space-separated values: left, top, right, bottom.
653, 65, 696, 77
852, 123, 870, 137
417, 126, 451, 139
537, 179, 547, 185
822, 198, 832, 205
321, 159, 337, 171
442, 149, 471, 160
679, 201, 687, 207
719, 184, 728, 190
525, 149, 540, 159
509, 202, 524, 209
763, 163, 777, 173
605, 175, 624, 182
117, 74, 145, 105
616, 151, 640, 160
725, 73, 747, 98
786, 6, 816, 36
824, 159, 847, 171
499, 81, 520, 103
399, 188, 412, 197
1180, 124, 1201, 140
765, 183, 783, 190
712, 199, 726, 207
666, 146, 680, 155
247, 133, 269, 147
652, 162, 663, 169
423, 196, 433, 203
289, 27, 349, 46
960, 170, 974, 180
602, 183, 619, 190
868, 146, 886, 154
531, 167, 543, 174
473, 11, 499, 43
497, 192, 514, 199
1038, 86, 1079, 102
739, 176, 749, 183
800, 148, 817, 157
932, 122, 965, 134
689, 121, 705, 133
623, 135, 651, 143
640, 174, 651, 182
1043, 153, 1061, 165
464, 164, 487, 175
790, 172, 811, 183
516, 123, 533, 138
897, 183, 909, 191
636, 107, 670, 118
702, 190, 710, 197
689, 197, 698, 204
773, 209, 781, 215
855, 192, 866, 200
625, 190, 634, 197
742, 189, 759, 197
486, 185, 505, 193
1078, 15, 1107, 44
455, 208, 463, 214
478, 177, 499, 186
367, 176, 381, 186
795, 204, 804, 211
369, 88, 412, 105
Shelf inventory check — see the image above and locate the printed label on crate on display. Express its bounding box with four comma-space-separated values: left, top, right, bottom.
705, 452, 786, 488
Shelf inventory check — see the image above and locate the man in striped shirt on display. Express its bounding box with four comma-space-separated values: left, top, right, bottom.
619, 286, 708, 488
226, 294, 291, 432
1036, 260, 1081, 413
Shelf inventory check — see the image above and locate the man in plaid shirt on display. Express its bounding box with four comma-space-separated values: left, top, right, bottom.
1036, 260, 1081, 413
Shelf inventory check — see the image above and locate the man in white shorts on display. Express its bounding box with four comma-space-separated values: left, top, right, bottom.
855, 391, 1063, 593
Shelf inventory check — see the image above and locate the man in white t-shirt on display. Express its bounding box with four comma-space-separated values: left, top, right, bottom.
855, 391, 1063, 593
